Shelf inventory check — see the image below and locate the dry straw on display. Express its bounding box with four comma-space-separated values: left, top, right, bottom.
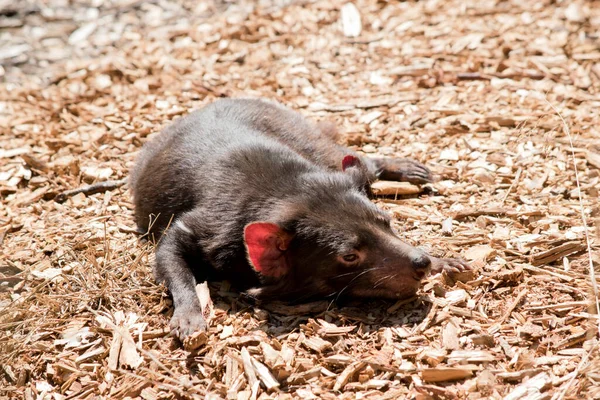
1, 0, 599, 398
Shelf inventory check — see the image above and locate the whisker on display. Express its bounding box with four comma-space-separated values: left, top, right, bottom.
334, 268, 374, 302
326, 297, 336, 312
373, 274, 394, 289
330, 266, 383, 280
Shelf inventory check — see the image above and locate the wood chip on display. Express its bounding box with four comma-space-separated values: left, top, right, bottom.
370, 181, 422, 196
250, 357, 280, 391
302, 336, 333, 353
196, 282, 215, 323
184, 331, 208, 351
442, 318, 461, 350
117, 327, 143, 369
464, 245, 496, 268
421, 368, 474, 382
240, 347, 259, 389
529, 241, 587, 266
586, 151, 600, 169
14, 186, 49, 207
503, 372, 551, 400
259, 342, 280, 369
340, 3, 362, 38
333, 361, 367, 391
107, 332, 122, 370
447, 350, 495, 363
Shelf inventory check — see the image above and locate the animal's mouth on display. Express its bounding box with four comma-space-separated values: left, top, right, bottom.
391, 288, 419, 299
412, 270, 428, 281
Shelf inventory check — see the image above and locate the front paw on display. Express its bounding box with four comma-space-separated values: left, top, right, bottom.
430, 257, 471, 274
379, 158, 433, 184
170, 308, 207, 340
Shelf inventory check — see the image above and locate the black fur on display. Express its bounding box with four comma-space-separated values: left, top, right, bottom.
130, 98, 467, 339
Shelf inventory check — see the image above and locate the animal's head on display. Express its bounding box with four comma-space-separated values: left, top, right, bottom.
243, 157, 431, 303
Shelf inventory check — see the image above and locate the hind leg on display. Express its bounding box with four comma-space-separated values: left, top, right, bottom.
316, 120, 341, 142
370, 157, 433, 184
313, 121, 432, 184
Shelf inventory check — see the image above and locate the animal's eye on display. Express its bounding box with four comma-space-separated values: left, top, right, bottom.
342, 254, 358, 263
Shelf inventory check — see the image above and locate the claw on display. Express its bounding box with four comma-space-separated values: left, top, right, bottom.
170, 308, 207, 340
377, 158, 433, 184
430, 257, 472, 274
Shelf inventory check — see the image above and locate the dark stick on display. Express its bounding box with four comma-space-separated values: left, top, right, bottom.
54, 178, 128, 203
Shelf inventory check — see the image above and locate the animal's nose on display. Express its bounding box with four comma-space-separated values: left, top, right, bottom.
411, 254, 431, 279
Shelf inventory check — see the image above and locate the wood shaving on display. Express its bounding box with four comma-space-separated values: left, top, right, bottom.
1, 0, 599, 398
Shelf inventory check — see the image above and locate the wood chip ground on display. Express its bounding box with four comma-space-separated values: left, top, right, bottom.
1, 0, 599, 398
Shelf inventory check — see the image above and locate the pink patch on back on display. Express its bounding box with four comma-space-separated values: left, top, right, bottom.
244, 222, 291, 278
342, 155, 361, 171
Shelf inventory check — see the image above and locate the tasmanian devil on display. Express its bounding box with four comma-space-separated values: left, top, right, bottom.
130, 98, 470, 340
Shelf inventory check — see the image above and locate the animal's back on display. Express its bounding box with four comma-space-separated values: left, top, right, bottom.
130, 104, 226, 234
216, 98, 348, 170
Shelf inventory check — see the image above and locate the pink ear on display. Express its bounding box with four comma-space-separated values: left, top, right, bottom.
244, 222, 292, 278
342, 155, 361, 171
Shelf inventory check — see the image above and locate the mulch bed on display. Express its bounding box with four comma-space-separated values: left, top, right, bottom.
1, 0, 599, 398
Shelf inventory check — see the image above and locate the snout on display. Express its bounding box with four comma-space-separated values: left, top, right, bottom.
379, 235, 433, 283
411, 253, 431, 280
388, 245, 431, 281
